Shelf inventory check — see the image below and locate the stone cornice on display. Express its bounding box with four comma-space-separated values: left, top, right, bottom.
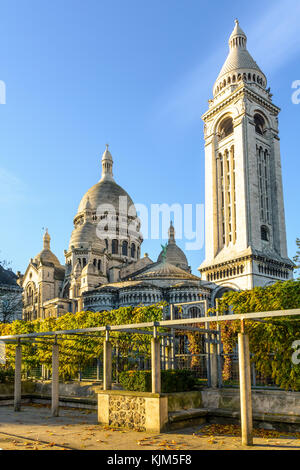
202, 85, 280, 123
199, 254, 294, 272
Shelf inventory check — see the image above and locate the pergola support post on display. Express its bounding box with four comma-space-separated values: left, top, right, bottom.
210, 335, 218, 388
51, 341, 59, 417
238, 332, 253, 446
103, 333, 112, 391
170, 304, 175, 370
165, 338, 171, 370
14, 343, 22, 412
151, 335, 161, 393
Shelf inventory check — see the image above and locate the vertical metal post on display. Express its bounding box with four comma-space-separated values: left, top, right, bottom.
103, 329, 112, 391
165, 337, 171, 370
51, 339, 59, 417
151, 328, 161, 393
170, 304, 175, 370
14, 342, 22, 412
97, 358, 101, 381
210, 334, 218, 388
238, 332, 253, 446
216, 327, 223, 387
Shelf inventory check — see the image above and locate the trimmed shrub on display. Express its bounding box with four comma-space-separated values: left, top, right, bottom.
0, 366, 14, 383
119, 369, 196, 393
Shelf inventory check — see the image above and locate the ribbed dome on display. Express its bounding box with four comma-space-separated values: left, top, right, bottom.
214, 20, 266, 96
157, 222, 189, 271
78, 180, 136, 215
33, 230, 61, 267
157, 244, 189, 270
69, 221, 106, 251
34, 249, 61, 267
137, 262, 198, 280
77, 145, 136, 216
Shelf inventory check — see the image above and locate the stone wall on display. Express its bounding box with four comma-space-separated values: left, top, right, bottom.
108, 395, 146, 430
97, 390, 168, 432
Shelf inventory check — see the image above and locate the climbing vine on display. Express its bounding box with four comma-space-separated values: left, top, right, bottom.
0, 303, 165, 379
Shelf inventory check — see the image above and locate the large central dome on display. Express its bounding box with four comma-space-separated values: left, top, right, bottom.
78, 179, 135, 214
67, 145, 142, 265
77, 145, 136, 215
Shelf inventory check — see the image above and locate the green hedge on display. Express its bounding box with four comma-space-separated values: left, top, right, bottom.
0, 366, 14, 383
119, 369, 196, 393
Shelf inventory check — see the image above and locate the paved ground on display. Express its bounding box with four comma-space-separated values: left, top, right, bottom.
0, 404, 300, 450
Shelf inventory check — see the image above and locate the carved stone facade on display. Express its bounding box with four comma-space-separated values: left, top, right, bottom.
198, 20, 294, 293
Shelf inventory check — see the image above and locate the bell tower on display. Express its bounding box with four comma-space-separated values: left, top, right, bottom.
199, 20, 294, 291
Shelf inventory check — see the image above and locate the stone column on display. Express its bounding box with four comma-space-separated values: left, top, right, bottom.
238, 333, 253, 446
51, 343, 59, 417
103, 340, 112, 390
165, 338, 171, 371
170, 304, 175, 370
14, 344, 22, 412
210, 335, 218, 388
151, 337, 161, 394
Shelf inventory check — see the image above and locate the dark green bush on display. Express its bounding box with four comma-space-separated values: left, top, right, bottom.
119, 369, 196, 393
0, 366, 14, 383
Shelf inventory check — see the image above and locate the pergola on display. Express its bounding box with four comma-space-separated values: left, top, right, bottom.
1, 306, 300, 446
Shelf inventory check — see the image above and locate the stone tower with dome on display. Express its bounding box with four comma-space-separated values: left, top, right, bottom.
198, 20, 294, 293
19, 146, 209, 320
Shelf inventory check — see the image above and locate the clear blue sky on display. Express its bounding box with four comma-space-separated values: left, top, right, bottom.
0, 0, 299, 275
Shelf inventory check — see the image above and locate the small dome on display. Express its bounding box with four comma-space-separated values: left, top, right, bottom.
214, 20, 266, 95
157, 244, 189, 271
34, 249, 61, 267
33, 230, 61, 267
157, 222, 189, 271
137, 261, 199, 280
69, 221, 106, 251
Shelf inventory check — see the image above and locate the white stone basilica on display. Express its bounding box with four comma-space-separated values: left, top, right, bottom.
18, 21, 294, 321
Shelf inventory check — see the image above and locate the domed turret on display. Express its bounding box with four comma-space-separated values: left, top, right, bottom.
77, 145, 136, 216
69, 221, 106, 251
33, 229, 61, 267
157, 222, 190, 272
213, 19, 267, 97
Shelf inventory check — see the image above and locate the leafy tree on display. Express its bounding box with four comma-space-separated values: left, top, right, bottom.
209, 280, 300, 391
0, 303, 166, 379
293, 238, 300, 278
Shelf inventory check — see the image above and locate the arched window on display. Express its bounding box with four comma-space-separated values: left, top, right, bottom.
188, 306, 202, 318
98, 260, 101, 271
218, 117, 233, 141
82, 258, 87, 267
131, 243, 136, 258
122, 240, 128, 256
261, 225, 269, 241
112, 239, 118, 254
254, 113, 265, 135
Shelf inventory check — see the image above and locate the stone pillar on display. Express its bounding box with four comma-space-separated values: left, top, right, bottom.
238, 333, 253, 446
103, 340, 112, 391
14, 344, 22, 412
51, 343, 59, 417
165, 338, 171, 371
210, 335, 218, 388
151, 337, 161, 393
170, 304, 175, 370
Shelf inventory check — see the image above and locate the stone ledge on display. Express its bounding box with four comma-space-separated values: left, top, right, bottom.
169, 408, 208, 423
96, 390, 162, 398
